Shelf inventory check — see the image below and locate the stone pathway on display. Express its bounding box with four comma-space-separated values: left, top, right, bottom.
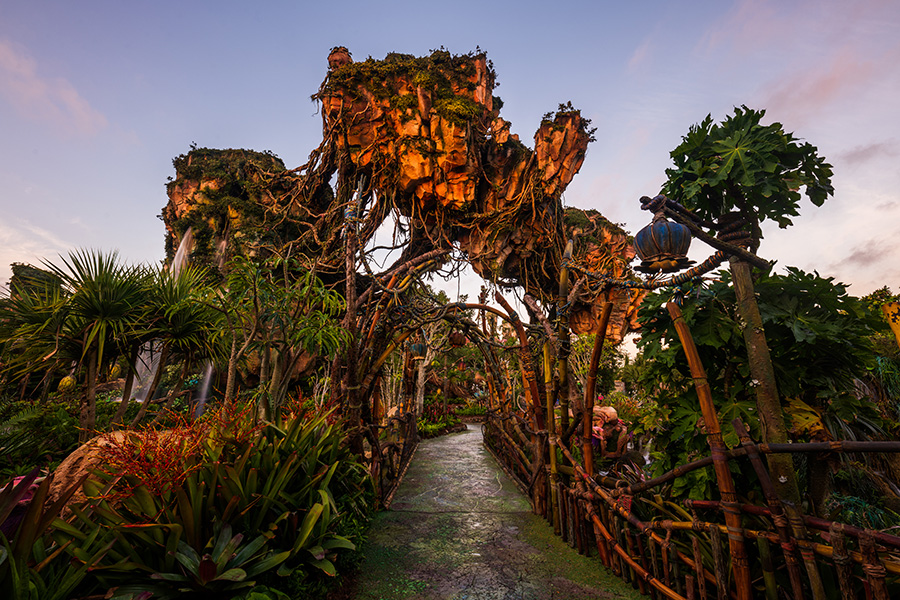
345, 425, 642, 600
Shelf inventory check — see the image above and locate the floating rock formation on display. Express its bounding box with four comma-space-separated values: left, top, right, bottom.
161, 49, 642, 341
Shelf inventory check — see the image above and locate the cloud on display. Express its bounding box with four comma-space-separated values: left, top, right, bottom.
627, 39, 652, 72
0, 38, 107, 137
757, 48, 874, 125
834, 237, 900, 269
0, 219, 71, 290
840, 140, 899, 167
696, 0, 783, 55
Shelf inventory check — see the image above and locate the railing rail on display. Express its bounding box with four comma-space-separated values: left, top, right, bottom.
483, 409, 900, 600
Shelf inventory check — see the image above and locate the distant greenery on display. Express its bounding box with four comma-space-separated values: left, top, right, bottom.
454, 404, 488, 417
0, 392, 141, 480
418, 395, 462, 438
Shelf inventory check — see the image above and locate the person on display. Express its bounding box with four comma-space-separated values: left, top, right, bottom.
592, 406, 628, 461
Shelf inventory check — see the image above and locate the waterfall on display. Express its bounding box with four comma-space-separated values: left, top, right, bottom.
215, 237, 228, 270
171, 227, 193, 276
132, 340, 162, 405
130, 230, 195, 410
193, 362, 215, 419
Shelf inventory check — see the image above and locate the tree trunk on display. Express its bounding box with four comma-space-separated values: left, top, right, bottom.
343, 177, 362, 454
269, 347, 296, 420
38, 373, 52, 404
557, 243, 573, 437
730, 258, 826, 600
150, 357, 191, 425
131, 345, 170, 427
414, 356, 428, 414
79, 350, 99, 442
17, 373, 29, 402
111, 341, 140, 427
225, 335, 240, 402
260, 343, 271, 387
729, 258, 801, 502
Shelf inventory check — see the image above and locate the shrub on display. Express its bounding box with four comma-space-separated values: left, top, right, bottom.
61, 401, 374, 599
454, 404, 487, 417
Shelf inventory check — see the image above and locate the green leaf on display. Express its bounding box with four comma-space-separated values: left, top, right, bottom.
292, 503, 324, 552
214, 567, 247, 582
311, 558, 337, 576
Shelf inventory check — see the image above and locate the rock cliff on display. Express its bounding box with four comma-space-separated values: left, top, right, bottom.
161, 49, 642, 341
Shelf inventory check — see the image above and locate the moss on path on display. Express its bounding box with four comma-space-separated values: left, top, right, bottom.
344, 426, 642, 599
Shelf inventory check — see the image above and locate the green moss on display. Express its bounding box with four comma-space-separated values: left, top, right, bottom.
390, 93, 419, 112
165, 147, 293, 268
540, 101, 597, 142
564, 207, 626, 237
434, 96, 483, 127
520, 519, 642, 598
319, 49, 493, 129
168, 147, 285, 191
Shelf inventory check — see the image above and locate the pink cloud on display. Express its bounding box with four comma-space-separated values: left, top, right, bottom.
0, 39, 107, 137
757, 48, 874, 126
841, 140, 899, 166
697, 0, 784, 55
627, 39, 652, 72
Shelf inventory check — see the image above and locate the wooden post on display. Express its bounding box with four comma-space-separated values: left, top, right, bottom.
583, 302, 613, 476
495, 291, 545, 430
557, 240, 574, 437
859, 531, 889, 600
756, 537, 779, 600
545, 342, 561, 535
732, 419, 808, 599
828, 523, 856, 600
666, 302, 752, 600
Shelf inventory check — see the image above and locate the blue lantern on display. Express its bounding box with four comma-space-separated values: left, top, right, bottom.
409, 343, 427, 360
634, 212, 694, 273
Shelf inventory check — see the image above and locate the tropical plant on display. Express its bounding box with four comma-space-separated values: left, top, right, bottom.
637, 267, 883, 502
65, 403, 372, 598
215, 254, 347, 418
662, 105, 833, 240
660, 105, 834, 506
0, 251, 151, 439
129, 265, 222, 427
101, 524, 289, 600
568, 334, 623, 397
0, 398, 79, 479
0, 469, 112, 600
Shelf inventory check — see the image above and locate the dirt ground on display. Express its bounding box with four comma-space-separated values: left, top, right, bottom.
336, 426, 643, 600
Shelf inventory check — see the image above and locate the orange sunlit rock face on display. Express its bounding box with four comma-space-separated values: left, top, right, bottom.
162, 51, 644, 343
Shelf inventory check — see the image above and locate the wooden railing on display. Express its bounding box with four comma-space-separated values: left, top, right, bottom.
483, 408, 900, 600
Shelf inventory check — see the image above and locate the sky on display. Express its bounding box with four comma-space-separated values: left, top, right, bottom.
1, 0, 899, 302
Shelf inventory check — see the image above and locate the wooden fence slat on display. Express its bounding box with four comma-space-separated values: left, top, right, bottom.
708, 522, 728, 600
830, 523, 857, 600
756, 536, 779, 600
691, 536, 707, 600
860, 531, 889, 600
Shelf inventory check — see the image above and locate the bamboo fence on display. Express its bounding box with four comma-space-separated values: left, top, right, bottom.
479, 295, 900, 600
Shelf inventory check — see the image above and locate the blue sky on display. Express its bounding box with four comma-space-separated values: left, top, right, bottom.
1, 0, 899, 299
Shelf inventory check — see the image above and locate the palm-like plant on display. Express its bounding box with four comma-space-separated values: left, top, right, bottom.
40, 251, 149, 438
0, 251, 149, 438
130, 265, 222, 427
0, 275, 72, 388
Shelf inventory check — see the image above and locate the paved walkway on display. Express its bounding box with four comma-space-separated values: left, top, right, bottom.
346, 425, 642, 600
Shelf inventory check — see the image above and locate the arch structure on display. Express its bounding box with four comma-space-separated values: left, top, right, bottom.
160, 48, 647, 497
